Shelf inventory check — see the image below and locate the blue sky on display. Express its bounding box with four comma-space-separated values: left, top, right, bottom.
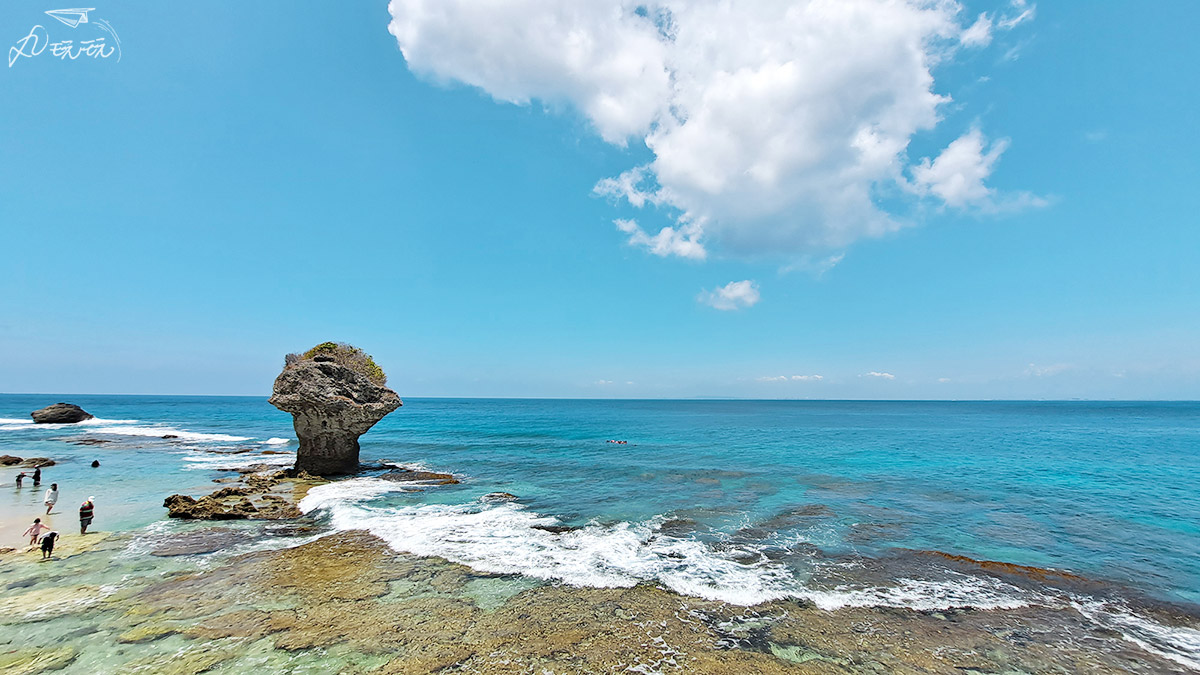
1, 1, 1197, 399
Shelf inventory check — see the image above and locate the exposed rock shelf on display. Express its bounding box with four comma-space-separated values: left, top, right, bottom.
163, 470, 324, 521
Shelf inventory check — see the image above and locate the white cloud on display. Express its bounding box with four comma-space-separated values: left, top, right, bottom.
614, 218, 707, 260
595, 166, 660, 209
779, 252, 845, 279
910, 128, 1008, 208
387, 0, 1037, 260
387, 1, 671, 145
596, 379, 614, 385
698, 280, 760, 311
938, 377, 952, 383
997, 0, 1036, 30
960, 14, 993, 48
862, 371, 896, 380
756, 374, 823, 383
1025, 363, 1072, 378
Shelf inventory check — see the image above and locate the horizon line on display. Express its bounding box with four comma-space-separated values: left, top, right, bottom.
1, 393, 1197, 403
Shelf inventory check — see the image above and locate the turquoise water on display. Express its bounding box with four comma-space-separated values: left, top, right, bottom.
3, 395, 1199, 614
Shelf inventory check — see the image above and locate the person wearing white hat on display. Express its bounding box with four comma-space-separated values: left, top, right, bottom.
79, 496, 95, 534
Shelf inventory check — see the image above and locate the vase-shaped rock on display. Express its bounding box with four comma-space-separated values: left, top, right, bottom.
269, 359, 401, 475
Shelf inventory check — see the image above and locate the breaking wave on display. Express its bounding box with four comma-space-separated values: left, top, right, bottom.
87, 425, 253, 442
299, 478, 1035, 610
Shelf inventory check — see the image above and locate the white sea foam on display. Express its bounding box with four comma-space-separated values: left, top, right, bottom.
299, 479, 1034, 609
263, 437, 292, 445
118, 519, 328, 562
0, 416, 139, 431
800, 573, 1030, 612
0, 415, 255, 443
1075, 600, 1200, 671
299, 478, 422, 512
181, 452, 293, 471
88, 425, 252, 442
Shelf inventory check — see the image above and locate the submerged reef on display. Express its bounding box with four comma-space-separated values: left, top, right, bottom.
269, 342, 401, 475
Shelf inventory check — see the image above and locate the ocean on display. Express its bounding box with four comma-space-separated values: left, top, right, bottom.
2, 395, 1199, 670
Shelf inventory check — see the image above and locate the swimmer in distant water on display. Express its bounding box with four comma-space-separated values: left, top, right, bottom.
23, 518, 49, 547
91, 460, 100, 468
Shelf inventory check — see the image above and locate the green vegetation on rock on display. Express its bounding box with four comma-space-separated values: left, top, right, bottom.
0, 646, 78, 674
284, 341, 387, 386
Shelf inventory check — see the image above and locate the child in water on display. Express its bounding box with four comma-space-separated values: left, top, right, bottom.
23, 518, 49, 546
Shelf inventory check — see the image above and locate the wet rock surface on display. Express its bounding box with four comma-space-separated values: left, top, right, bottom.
149, 529, 250, 557
481, 492, 519, 502
114, 532, 1191, 674
30, 402, 93, 424
17, 457, 54, 468
269, 360, 401, 475
0, 455, 56, 467
0, 527, 1193, 674
378, 468, 459, 485
0, 646, 78, 673
69, 438, 112, 446
163, 469, 323, 521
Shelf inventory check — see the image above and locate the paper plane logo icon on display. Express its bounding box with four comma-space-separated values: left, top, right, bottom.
44, 8, 95, 28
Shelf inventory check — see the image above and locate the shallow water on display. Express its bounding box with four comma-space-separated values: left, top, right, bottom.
2, 395, 1199, 669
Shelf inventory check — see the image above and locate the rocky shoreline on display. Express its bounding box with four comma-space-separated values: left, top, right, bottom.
2, 524, 1191, 674
2, 435, 1197, 674
2, 432, 1195, 673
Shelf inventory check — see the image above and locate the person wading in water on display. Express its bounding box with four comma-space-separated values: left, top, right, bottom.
79, 497, 95, 534
44, 483, 58, 514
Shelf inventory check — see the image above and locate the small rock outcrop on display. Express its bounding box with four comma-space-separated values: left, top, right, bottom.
163, 469, 323, 521
18, 458, 54, 468
0, 455, 21, 466
31, 403, 93, 424
379, 469, 459, 485
269, 343, 401, 475
164, 494, 264, 520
